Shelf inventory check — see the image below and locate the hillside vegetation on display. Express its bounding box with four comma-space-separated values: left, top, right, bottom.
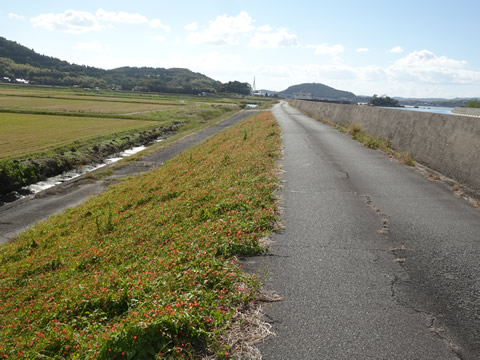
0, 37, 251, 95
466, 100, 480, 108
0, 111, 280, 359
279, 82, 356, 100
368, 94, 400, 107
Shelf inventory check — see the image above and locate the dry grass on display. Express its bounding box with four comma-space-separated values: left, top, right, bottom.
347, 124, 362, 135
204, 289, 281, 360
395, 152, 415, 167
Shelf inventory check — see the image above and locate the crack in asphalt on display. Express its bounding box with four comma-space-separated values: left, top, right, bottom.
390, 273, 464, 359
363, 189, 463, 358
263, 253, 290, 258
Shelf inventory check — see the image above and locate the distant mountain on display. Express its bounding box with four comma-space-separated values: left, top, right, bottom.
279, 82, 357, 100
0, 36, 231, 94
393, 96, 479, 108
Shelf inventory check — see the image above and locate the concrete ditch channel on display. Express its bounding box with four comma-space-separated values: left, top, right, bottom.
0, 109, 258, 245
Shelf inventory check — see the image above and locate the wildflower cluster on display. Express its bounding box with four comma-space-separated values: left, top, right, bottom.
0, 111, 280, 359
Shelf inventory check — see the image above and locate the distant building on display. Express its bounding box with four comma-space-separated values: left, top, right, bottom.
132, 86, 147, 92
199, 92, 215, 97
293, 92, 312, 100
253, 90, 269, 97
2, 77, 11, 82
15, 78, 29, 84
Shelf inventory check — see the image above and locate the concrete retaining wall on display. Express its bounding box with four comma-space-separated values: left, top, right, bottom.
291, 100, 480, 193
452, 107, 480, 118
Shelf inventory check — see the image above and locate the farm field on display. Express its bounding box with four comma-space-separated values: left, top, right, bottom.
0, 113, 159, 158
0, 86, 241, 160
0, 111, 281, 359
0, 96, 176, 114
0, 85, 265, 106
0, 85, 248, 195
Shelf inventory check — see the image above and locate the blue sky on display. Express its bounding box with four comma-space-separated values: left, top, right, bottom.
1, 0, 480, 98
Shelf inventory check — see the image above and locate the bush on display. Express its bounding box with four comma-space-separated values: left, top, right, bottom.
0, 160, 38, 193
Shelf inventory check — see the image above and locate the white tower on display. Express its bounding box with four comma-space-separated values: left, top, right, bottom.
252, 76, 256, 92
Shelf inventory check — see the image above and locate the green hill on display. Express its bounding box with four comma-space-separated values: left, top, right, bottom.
279, 82, 357, 100
0, 36, 224, 94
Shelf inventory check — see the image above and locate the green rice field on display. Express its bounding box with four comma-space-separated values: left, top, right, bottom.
0, 86, 241, 160
0, 113, 159, 158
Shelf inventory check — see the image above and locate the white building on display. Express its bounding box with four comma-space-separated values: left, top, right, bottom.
293, 93, 312, 100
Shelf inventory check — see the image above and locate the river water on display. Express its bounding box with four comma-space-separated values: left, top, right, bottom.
24, 145, 149, 195
382, 106, 454, 115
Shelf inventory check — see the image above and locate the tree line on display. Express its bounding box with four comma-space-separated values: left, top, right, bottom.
368, 94, 400, 107
466, 100, 480, 108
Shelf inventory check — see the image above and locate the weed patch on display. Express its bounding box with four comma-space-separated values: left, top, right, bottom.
347, 124, 392, 151
345, 124, 416, 166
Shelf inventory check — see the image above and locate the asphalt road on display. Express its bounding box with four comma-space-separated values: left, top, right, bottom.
0, 109, 257, 245
251, 102, 480, 359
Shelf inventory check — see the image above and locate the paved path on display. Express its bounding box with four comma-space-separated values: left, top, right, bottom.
0, 110, 257, 244
251, 102, 480, 359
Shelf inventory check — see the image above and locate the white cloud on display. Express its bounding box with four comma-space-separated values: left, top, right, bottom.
187, 11, 254, 45
31, 10, 102, 33
249, 28, 298, 48
8, 13, 25, 21
356, 48, 368, 52
307, 43, 344, 56
96, 8, 147, 24
150, 18, 170, 32
184, 22, 198, 31
149, 35, 165, 41
387, 50, 479, 84
389, 45, 404, 54
74, 41, 103, 52
257, 25, 272, 32
393, 50, 466, 70
30, 9, 170, 33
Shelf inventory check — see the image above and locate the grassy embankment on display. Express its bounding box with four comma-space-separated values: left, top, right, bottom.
0, 88, 247, 195
0, 111, 281, 359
